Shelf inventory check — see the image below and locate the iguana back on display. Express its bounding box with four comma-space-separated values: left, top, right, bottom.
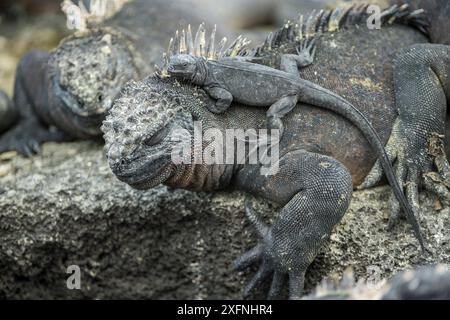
208, 8, 429, 184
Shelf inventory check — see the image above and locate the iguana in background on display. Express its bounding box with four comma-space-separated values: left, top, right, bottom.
103, 3, 450, 299
0, 0, 267, 156
0, 91, 16, 134
306, 264, 450, 300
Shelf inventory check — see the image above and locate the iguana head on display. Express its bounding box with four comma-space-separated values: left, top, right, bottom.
47, 29, 139, 137
167, 54, 203, 82
102, 76, 202, 190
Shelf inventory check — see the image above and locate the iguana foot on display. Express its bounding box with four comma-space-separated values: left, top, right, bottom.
295, 37, 316, 67
234, 204, 305, 300
206, 101, 232, 114
359, 120, 450, 230
0, 120, 72, 157
234, 150, 353, 299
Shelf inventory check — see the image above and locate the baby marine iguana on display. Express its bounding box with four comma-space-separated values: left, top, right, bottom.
0, 0, 258, 156
163, 31, 317, 135
103, 4, 446, 299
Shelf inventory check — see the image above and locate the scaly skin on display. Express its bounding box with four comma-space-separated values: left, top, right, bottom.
360, 0, 450, 229
166, 47, 423, 250
0, 0, 265, 156
102, 4, 446, 299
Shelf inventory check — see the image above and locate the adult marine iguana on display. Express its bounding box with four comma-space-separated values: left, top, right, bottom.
103, 4, 450, 298
0, 0, 260, 156
160, 24, 425, 251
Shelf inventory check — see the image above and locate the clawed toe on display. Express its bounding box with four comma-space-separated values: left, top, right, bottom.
234, 244, 262, 271
0, 136, 41, 157
235, 203, 306, 300
0, 121, 71, 157
243, 261, 272, 299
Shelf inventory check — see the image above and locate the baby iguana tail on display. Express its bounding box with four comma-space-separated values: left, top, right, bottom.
157, 23, 426, 251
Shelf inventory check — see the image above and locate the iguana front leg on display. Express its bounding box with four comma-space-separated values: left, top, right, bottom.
234, 149, 353, 299
203, 85, 233, 114
265, 38, 316, 134
266, 95, 299, 136
0, 50, 72, 156
280, 37, 317, 78
360, 43, 450, 229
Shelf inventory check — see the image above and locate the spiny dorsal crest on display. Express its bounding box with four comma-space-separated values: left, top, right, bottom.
246, 3, 428, 57
62, 0, 131, 32
155, 23, 251, 77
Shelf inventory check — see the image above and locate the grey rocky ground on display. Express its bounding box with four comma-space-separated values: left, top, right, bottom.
0, 141, 448, 299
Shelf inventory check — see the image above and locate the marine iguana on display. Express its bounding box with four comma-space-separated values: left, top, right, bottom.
163, 35, 317, 135
160, 24, 425, 251
103, 4, 449, 299
306, 264, 450, 300
0, 0, 263, 156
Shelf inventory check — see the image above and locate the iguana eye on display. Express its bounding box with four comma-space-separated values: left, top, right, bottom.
144, 125, 170, 146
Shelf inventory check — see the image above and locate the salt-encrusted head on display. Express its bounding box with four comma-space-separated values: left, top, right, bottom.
102, 77, 197, 189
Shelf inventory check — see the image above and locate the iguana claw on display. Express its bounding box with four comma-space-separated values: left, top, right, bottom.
359, 119, 450, 231
295, 37, 317, 67
0, 121, 71, 157
234, 204, 305, 300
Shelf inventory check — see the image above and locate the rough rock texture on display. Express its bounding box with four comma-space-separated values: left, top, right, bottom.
0, 141, 449, 299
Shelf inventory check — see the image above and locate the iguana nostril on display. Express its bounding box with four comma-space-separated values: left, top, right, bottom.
108, 143, 122, 162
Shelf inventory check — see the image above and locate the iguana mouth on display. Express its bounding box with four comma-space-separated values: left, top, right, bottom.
111, 154, 172, 189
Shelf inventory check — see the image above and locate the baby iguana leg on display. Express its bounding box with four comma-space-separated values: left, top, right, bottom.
360, 43, 450, 230
234, 149, 353, 299
265, 38, 316, 135
204, 86, 233, 114
266, 95, 299, 136
280, 37, 317, 78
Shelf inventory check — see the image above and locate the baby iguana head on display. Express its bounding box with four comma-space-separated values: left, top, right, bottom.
167, 54, 204, 83
102, 76, 200, 190
156, 23, 250, 81
47, 29, 139, 137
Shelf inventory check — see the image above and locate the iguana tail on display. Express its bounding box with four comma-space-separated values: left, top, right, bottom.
0, 90, 18, 134
300, 80, 426, 252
